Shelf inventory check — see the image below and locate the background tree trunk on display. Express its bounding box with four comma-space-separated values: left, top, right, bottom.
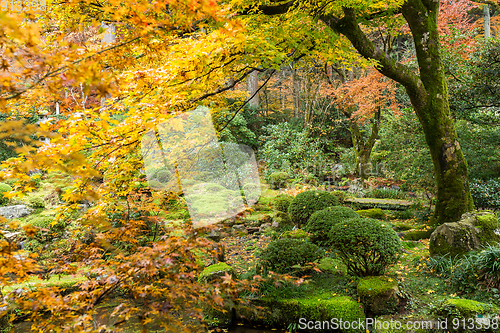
247, 70, 260, 108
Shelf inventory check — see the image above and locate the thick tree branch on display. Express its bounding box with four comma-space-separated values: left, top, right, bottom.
320, 8, 426, 106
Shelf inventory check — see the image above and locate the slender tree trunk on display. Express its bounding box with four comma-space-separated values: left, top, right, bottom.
247, 70, 259, 108
292, 66, 301, 117
321, 1, 474, 225
484, 5, 491, 38
349, 108, 381, 179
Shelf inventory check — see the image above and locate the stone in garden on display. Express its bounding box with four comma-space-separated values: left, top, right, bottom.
247, 227, 260, 234
207, 231, 221, 242
232, 224, 246, 232
273, 211, 294, 229
357, 276, 400, 316
429, 212, 500, 257
0, 205, 33, 219
198, 262, 237, 283
259, 223, 272, 233
433, 298, 500, 332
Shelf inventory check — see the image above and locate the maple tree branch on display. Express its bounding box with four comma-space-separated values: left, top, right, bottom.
4, 36, 146, 101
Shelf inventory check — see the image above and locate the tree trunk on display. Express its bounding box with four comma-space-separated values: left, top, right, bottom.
321, 1, 474, 225
484, 5, 491, 38
349, 107, 381, 180
292, 66, 301, 117
247, 70, 259, 108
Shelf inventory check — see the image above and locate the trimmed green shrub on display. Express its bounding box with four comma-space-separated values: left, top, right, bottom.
329, 217, 401, 276
356, 208, 386, 220
274, 194, 293, 213
305, 206, 359, 246
0, 182, 12, 206
268, 171, 289, 189
259, 238, 324, 274
288, 190, 338, 227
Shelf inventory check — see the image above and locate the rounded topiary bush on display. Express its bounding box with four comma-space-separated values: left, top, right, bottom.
288, 190, 338, 227
259, 238, 324, 274
268, 171, 290, 189
329, 217, 401, 276
305, 206, 359, 246
0, 182, 12, 206
274, 194, 294, 213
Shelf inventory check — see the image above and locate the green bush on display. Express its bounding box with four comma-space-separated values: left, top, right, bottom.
27, 193, 46, 208
274, 194, 293, 213
268, 171, 289, 189
329, 217, 401, 276
260, 122, 330, 179
356, 208, 386, 220
0, 182, 12, 206
470, 178, 500, 209
305, 206, 359, 246
288, 190, 338, 227
393, 209, 414, 220
28, 215, 66, 241
259, 238, 324, 274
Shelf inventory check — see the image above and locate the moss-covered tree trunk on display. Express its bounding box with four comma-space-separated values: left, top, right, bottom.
321, 0, 475, 224
349, 108, 381, 180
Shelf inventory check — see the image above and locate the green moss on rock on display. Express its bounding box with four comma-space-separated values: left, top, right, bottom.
281, 229, 309, 240
357, 276, 400, 316
273, 294, 365, 333
433, 298, 500, 333
430, 212, 500, 257
198, 263, 236, 283
356, 208, 386, 220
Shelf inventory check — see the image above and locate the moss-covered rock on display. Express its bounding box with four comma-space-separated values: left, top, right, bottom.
402, 228, 434, 241
198, 263, 237, 283
432, 298, 500, 333
253, 294, 365, 333
357, 276, 400, 316
273, 211, 294, 229
356, 208, 386, 220
280, 229, 309, 240
429, 212, 500, 257
202, 303, 234, 328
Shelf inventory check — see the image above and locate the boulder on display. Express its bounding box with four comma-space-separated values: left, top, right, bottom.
357, 276, 400, 316
259, 223, 272, 233
232, 224, 246, 233
429, 212, 500, 257
0, 205, 33, 219
198, 263, 237, 283
433, 298, 500, 333
272, 211, 294, 229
